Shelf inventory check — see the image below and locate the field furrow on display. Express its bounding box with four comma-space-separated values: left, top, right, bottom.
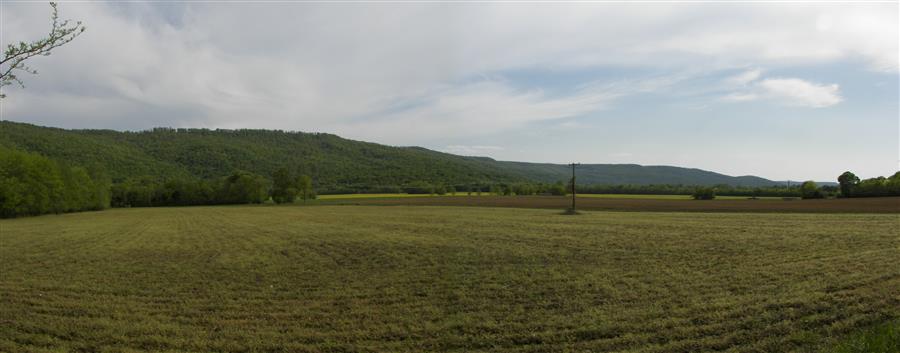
1, 205, 898, 352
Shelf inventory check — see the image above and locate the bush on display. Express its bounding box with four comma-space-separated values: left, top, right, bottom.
800, 181, 824, 199
692, 187, 716, 200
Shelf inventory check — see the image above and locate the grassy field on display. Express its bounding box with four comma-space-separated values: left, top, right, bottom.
1, 205, 898, 352
318, 193, 440, 200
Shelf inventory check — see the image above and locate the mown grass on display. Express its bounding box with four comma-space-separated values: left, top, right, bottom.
828, 320, 899, 353
1, 205, 898, 352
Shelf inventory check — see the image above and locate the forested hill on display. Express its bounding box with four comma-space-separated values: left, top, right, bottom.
0, 121, 779, 189
0, 121, 522, 188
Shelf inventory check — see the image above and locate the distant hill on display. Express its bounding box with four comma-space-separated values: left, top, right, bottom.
493, 161, 778, 186
0, 121, 781, 189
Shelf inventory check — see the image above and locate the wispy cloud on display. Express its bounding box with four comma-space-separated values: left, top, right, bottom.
330, 80, 620, 142
757, 78, 843, 108
331, 75, 684, 143
720, 69, 843, 108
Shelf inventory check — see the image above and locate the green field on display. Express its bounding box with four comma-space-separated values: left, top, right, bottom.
2, 205, 898, 352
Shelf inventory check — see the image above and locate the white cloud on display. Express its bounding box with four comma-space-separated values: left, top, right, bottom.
332, 74, 686, 143
0, 2, 893, 139
720, 70, 843, 108
722, 93, 760, 102
757, 78, 843, 108
653, 6, 898, 72
328, 79, 627, 143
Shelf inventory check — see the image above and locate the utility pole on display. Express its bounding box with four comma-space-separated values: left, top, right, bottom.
569, 163, 580, 213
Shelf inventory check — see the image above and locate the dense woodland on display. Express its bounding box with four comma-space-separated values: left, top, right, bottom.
2, 121, 898, 218
0, 147, 110, 217
0, 121, 521, 189
834, 171, 900, 198
1, 121, 784, 190
0, 146, 318, 217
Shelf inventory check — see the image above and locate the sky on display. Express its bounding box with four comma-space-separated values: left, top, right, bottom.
1, 1, 897, 182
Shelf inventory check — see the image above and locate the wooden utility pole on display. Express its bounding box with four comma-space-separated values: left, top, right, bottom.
569, 163, 580, 213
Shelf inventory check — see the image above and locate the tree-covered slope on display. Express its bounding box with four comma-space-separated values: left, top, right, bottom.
0, 122, 191, 180
0, 121, 779, 188
0, 121, 524, 187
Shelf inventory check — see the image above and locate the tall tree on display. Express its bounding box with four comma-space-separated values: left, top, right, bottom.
220, 171, 270, 204
1, 2, 85, 98
800, 181, 823, 199
271, 168, 298, 204
837, 171, 860, 198
297, 175, 314, 202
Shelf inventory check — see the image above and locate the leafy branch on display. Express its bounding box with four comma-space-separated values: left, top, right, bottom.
1, 2, 85, 98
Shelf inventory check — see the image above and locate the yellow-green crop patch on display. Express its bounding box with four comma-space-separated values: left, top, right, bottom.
1, 206, 897, 352
318, 193, 438, 200
317, 193, 496, 200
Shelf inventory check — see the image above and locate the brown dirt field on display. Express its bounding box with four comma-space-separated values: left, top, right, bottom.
323, 196, 900, 213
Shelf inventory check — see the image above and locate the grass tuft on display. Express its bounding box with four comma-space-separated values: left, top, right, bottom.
560, 208, 582, 215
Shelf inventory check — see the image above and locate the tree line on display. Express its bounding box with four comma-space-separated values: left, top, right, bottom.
4, 145, 899, 218
111, 168, 316, 208
771, 172, 899, 200
577, 183, 802, 198
319, 181, 803, 198
0, 147, 109, 217
1, 146, 317, 218
328, 176, 900, 200
835, 171, 900, 198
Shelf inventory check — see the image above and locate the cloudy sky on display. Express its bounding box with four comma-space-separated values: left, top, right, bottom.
1, 2, 897, 181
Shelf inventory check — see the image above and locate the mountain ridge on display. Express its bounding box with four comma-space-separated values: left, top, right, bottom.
0, 120, 782, 189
